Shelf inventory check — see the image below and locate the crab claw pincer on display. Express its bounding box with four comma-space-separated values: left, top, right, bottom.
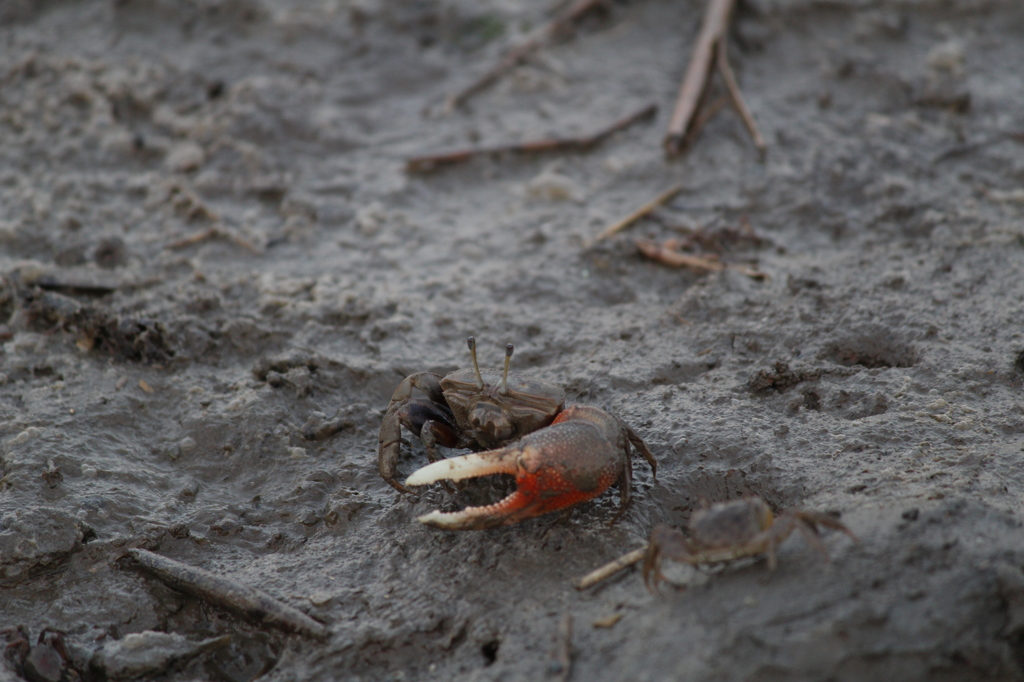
404, 405, 656, 530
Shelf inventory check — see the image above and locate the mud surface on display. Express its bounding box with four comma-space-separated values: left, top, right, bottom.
2, 0, 1024, 680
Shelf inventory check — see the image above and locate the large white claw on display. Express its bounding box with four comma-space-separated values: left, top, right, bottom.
404, 452, 516, 487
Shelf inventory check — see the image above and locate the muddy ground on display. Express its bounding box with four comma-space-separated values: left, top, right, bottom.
2, 0, 1024, 680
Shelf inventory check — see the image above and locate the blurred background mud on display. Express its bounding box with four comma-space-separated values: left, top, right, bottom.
2, 0, 1024, 679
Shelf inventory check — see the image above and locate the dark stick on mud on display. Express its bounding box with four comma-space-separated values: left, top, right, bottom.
406, 103, 656, 173
444, 0, 608, 112
128, 549, 329, 639
715, 41, 765, 154
932, 131, 1024, 164
664, 0, 764, 157
33, 274, 120, 296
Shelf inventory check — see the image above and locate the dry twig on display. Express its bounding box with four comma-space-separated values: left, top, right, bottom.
575, 547, 647, 590
592, 613, 625, 628
128, 549, 329, 638
715, 41, 765, 152
165, 227, 262, 255
636, 238, 766, 279
553, 614, 574, 682
406, 103, 656, 173
445, 0, 608, 112
664, 0, 764, 157
591, 183, 684, 244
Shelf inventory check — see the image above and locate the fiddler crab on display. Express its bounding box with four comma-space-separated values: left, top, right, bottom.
3, 626, 80, 682
378, 337, 657, 530
642, 497, 859, 591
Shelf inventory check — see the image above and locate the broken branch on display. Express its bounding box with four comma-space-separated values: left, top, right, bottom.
637, 238, 766, 279
716, 41, 766, 155
406, 103, 656, 173
664, 0, 763, 157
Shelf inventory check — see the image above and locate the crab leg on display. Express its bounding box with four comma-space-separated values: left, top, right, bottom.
406, 405, 655, 530
378, 372, 452, 494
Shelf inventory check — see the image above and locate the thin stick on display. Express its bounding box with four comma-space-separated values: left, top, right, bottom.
555, 614, 574, 682
591, 183, 684, 243
664, 0, 735, 155
406, 103, 656, 173
664, 0, 763, 157
166, 228, 217, 250
581, 102, 658, 147
444, 0, 608, 112
128, 549, 329, 638
636, 238, 766, 279
165, 227, 261, 255
637, 239, 724, 273
575, 547, 647, 590
716, 43, 765, 155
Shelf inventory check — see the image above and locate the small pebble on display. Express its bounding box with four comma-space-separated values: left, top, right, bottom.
525, 168, 582, 202
10, 427, 41, 446
166, 142, 205, 172
927, 39, 965, 72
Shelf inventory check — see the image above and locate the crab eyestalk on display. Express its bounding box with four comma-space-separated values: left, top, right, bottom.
467, 336, 484, 389
499, 343, 514, 396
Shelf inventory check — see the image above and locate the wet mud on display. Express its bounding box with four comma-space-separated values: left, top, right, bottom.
2, 0, 1024, 680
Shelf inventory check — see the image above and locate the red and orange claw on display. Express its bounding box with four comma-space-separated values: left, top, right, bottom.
405, 405, 657, 530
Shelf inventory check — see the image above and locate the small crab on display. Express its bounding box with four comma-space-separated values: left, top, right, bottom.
405, 404, 656, 530
3, 626, 81, 682
642, 497, 859, 591
378, 337, 567, 494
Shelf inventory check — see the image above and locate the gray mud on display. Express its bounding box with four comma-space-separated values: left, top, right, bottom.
2, 0, 1024, 680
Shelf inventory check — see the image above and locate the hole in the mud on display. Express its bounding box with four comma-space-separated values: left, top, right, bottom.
825, 338, 918, 369
1008, 631, 1024, 674
802, 390, 821, 411
207, 80, 225, 100
205, 631, 279, 681
481, 639, 499, 666
1014, 350, 1024, 374
676, 470, 796, 524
